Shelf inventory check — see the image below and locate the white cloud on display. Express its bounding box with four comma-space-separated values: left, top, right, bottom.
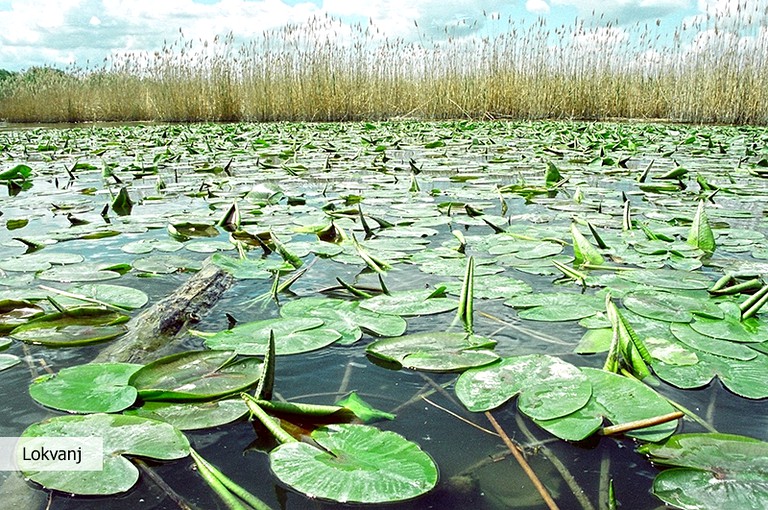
526, 0, 550, 15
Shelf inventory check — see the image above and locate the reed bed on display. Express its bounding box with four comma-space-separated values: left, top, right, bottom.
1, 4, 767, 125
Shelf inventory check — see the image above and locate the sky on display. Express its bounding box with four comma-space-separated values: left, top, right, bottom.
0, 0, 765, 72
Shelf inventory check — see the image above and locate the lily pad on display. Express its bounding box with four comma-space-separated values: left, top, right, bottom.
367, 332, 499, 372
131, 255, 202, 274
622, 289, 723, 323
201, 317, 341, 355
535, 368, 678, 442
74, 284, 149, 310
617, 269, 712, 290
0, 299, 45, 333
270, 423, 438, 504
0, 354, 20, 372
123, 399, 249, 430
652, 349, 768, 399
639, 433, 768, 510
504, 293, 604, 322
211, 253, 292, 279
21, 413, 189, 495
29, 363, 142, 413
360, 289, 457, 317
10, 307, 129, 346
455, 354, 592, 419
689, 303, 768, 343
280, 297, 406, 345
129, 350, 262, 401
670, 322, 758, 360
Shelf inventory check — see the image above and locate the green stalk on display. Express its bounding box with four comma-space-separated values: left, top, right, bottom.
241, 394, 298, 445
191, 449, 272, 510
335, 277, 374, 299
248, 398, 346, 417
254, 331, 275, 400
742, 287, 768, 320
711, 278, 762, 296
454, 256, 474, 333
708, 272, 734, 293
190, 449, 251, 510
739, 284, 768, 313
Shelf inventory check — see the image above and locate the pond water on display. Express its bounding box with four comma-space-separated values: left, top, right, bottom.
1, 120, 767, 510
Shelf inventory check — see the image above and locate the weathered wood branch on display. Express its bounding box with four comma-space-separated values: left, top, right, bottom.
93, 259, 234, 364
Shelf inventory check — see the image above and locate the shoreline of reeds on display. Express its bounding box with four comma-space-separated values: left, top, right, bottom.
1, 8, 767, 126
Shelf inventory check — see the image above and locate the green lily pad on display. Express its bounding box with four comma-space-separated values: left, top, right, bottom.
367, 332, 499, 372
201, 317, 341, 355
270, 423, 438, 504
639, 433, 768, 510
37, 265, 122, 282
504, 293, 604, 322
121, 238, 184, 254
74, 284, 149, 310
131, 255, 202, 274
10, 307, 129, 346
29, 363, 142, 413
280, 297, 406, 345
455, 354, 592, 419
617, 269, 712, 290
211, 253, 292, 279
123, 399, 249, 430
129, 350, 262, 401
0, 252, 83, 272
0, 354, 20, 372
21, 413, 189, 495
360, 289, 457, 317
670, 322, 758, 360
690, 303, 768, 343
535, 368, 678, 442
0, 299, 45, 333
652, 349, 768, 399
438, 275, 533, 300
622, 290, 723, 323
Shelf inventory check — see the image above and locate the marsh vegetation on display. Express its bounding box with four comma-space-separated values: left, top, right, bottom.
1, 5, 767, 124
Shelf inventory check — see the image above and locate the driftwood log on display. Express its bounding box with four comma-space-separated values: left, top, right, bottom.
94, 258, 234, 364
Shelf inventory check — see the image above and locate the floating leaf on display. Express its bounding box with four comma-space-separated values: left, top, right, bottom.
0, 299, 45, 332
29, 363, 142, 413
0, 354, 20, 371
211, 253, 292, 279
639, 433, 768, 510
201, 317, 341, 355
280, 297, 406, 345
10, 307, 129, 346
652, 348, 768, 399
73, 284, 149, 310
131, 255, 202, 274
617, 269, 712, 290
622, 289, 722, 323
367, 332, 499, 372
270, 423, 438, 504
21, 413, 189, 495
124, 399, 249, 430
455, 354, 592, 419
535, 368, 678, 442
360, 289, 457, 317
689, 302, 768, 343
504, 293, 603, 321
129, 350, 262, 401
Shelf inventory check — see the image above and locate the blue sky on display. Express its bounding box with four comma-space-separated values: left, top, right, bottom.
0, 0, 763, 72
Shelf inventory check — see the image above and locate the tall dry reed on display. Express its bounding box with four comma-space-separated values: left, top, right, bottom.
1, 4, 767, 124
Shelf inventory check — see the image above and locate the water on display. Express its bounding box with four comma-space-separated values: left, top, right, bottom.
1, 120, 767, 510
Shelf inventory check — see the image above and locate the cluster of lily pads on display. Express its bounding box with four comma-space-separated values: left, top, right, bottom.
2, 120, 768, 509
